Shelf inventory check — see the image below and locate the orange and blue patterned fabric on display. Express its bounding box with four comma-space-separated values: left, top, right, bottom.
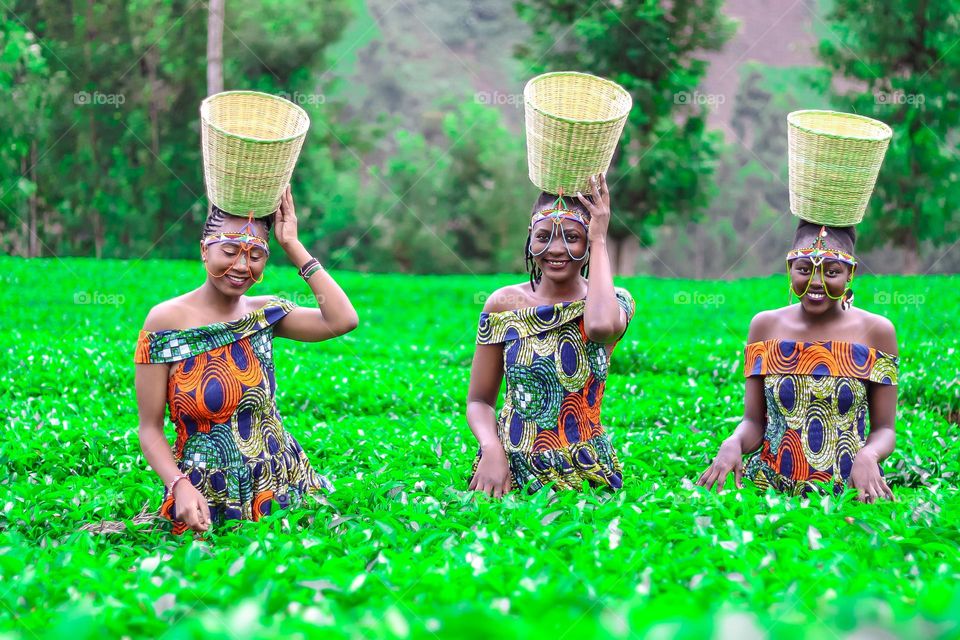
743, 339, 899, 496
472, 287, 636, 494
134, 296, 332, 534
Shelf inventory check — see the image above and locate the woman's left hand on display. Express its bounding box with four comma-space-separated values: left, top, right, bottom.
274, 184, 300, 251
848, 449, 894, 503
576, 173, 611, 244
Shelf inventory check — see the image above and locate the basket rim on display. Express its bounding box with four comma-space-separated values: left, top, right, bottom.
524, 71, 633, 125
200, 90, 310, 144
787, 109, 892, 142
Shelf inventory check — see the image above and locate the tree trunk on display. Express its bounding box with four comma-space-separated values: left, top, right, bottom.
617, 234, 640, 276
29, 141, 38, 258
207, 0, 225, 95
903, 232, 920, 274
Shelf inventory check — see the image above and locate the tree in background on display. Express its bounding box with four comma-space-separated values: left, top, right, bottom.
0, 0, 355, 261
817, 0, 960, 273
514, 0, 736, 274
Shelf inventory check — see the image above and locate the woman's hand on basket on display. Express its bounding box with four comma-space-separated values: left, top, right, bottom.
576, 173, 612, 244
174, 481, 211, 533
274, 184, 300, 251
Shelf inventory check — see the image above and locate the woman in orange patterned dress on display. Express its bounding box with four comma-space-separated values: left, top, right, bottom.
697, 222, 899, 502
466, 174, 635, 497
135, 186, 358, 534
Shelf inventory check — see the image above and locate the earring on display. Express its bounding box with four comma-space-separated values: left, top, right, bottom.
841, 286, 854, 310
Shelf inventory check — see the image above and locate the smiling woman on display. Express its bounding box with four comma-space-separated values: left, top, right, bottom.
466, 174, 635, 497
697, 220, 900, 502
133, 186, 359, 535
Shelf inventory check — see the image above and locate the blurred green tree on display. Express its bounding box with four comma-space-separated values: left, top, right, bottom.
817, 0, 960, 273
514, 0, 736, 274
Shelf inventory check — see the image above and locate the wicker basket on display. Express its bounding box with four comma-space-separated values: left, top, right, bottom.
787, 110, 892, 226
200, 91, 310, 218
524, 72, 632, 195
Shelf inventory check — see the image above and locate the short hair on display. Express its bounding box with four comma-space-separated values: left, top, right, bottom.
792, 220, 857, 254
201, 203, 275, 241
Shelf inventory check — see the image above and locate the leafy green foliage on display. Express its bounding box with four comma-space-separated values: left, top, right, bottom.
1, 256, 958, 637
514, 0, 736, 244
816, 0, 960, 270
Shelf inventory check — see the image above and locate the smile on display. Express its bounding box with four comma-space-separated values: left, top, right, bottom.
544, 259, 568, 267
806, 291, 825, 301
225, 274, 249, 286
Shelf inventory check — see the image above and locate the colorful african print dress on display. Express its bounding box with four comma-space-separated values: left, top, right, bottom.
134, 296, 333, 534
471, 287, 636, 494
743, 339, 899, 496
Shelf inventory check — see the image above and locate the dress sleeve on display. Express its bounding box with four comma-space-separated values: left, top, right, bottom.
614, 287, 636, 340
134, 329, 195, 364
869, 351, 899, 386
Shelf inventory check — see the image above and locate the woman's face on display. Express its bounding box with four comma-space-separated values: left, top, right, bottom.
530, 218, 588, 282
201, 217, 270, 296
789, 258, 852, 314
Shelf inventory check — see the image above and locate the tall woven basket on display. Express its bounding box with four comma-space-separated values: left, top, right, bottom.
787, 110, 892, 226
524, 72, 632, 195
200, 91, 310, 218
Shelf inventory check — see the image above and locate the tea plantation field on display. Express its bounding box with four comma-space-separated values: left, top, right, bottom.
1, 256, 958, 639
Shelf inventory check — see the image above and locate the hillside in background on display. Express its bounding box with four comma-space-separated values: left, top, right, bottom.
322, 0, 958, 276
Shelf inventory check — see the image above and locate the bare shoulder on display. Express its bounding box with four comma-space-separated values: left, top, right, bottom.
142, 296, 190, 332
746, 308, 782, 342
482, 283, 534, 314
853, 308, 899, 354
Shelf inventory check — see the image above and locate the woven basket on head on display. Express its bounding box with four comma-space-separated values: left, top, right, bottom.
200, 90, 310, 218
524, 72, 632, 196
787, 110, 892, 226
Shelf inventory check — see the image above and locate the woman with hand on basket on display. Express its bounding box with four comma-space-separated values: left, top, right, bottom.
135, 186, 358, 535
466, 174, 635, 497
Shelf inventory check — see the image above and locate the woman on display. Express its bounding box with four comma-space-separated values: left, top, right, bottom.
135, 186, 358, 535
467, 174, 636, 497
697, 222, 899, 502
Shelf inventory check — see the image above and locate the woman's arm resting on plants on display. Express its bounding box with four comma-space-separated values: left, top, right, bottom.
850, 317, 899, 503
696, 312, 770, 491
135, 362, 210, 532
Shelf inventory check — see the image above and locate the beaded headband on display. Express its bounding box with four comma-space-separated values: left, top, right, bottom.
785, 226, 856, 267
201, 211, 271, 257
528, 191, 590, 231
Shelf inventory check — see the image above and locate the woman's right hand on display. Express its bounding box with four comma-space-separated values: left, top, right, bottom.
696, 438, 744, 492
173, 481, 211, 533
469, 444, 512, 498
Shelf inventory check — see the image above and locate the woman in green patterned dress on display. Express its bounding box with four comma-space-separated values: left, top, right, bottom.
466, 174, 635, 497
696, 222, 899, 501
135, 186, 358, 534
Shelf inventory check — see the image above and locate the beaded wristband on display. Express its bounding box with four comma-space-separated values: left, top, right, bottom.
302, 263, 323, 281
298, 257, 320, 277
